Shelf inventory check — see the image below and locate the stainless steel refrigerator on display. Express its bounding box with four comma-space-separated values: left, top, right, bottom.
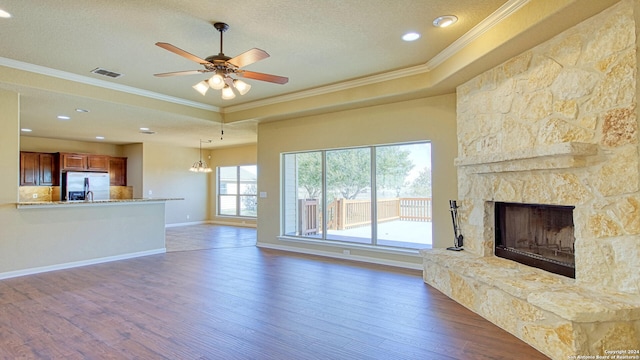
63, 172, 110, 201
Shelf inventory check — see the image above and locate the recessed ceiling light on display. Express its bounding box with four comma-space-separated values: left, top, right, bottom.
57, 115, 71, 120
433, 15, 458, 28
139, 127, 150, 131
21, 128, 32, 132
96, 136, 105, 140
0, 9, 11, 18
402, 32, 421, 42
75, 108, 89, 113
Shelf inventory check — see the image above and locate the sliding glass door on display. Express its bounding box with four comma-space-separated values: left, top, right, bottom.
325, 148, 371, 243
282, 142, 432, 249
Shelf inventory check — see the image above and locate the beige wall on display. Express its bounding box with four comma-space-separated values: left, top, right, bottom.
256, 94, 458, 267
123, 143, 143, 198
208, 144, 258, 226
20, 136, 124, 156
142, 142, 209, 224
0, 89, 165, 277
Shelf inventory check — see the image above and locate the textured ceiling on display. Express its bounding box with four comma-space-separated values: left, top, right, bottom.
0, 0, 619, 149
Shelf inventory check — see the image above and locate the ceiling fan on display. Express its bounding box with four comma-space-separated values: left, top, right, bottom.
154, 22, 288, 99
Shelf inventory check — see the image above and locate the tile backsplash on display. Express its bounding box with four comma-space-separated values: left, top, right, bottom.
19, 186, 58, 202
19, 186, 133, 201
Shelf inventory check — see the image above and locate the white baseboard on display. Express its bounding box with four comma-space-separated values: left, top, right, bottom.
257, 242, 423, 270
209, 220, 257, 228
165, 220, 208, 228
165, 220, 257, 228
0, 248, 166, 280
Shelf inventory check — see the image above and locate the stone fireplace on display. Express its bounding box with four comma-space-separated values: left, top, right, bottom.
421, 1, 640, 359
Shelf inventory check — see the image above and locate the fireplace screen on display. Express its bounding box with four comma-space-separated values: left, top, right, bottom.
495, 202, 575, 278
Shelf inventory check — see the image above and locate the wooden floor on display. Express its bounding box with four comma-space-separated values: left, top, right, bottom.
0, 225, 549, 359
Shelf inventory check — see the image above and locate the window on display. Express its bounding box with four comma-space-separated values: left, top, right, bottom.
217, 165, 257, 217
282, 142, 432, 249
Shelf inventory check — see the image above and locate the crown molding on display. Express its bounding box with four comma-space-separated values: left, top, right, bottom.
223, 63, 430, 113
224, 0, 530, 114
424, 0, 531, 71
0, 56, 219, 112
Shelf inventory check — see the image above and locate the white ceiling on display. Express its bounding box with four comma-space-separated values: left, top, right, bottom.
0, 0, 617, 149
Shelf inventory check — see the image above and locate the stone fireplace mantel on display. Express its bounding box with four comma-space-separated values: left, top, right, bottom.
454, 142, 599, 174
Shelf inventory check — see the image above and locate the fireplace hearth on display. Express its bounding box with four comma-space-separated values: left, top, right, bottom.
494, 202, 575, 278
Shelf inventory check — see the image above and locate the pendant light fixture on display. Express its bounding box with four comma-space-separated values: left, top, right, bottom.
190, 139, 213, 173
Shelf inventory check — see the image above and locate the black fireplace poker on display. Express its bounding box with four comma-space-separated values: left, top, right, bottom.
448, 200, 464, 251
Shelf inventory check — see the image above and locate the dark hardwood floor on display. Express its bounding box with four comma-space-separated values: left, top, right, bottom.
0, 225, 549, 359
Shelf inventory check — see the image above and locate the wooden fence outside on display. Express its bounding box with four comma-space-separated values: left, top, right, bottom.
300, 197, 432, 234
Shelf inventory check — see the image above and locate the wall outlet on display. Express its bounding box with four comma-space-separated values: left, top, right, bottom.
186, 215, 190, 220
343, 249, 350, 255
32, 193, 38, 199
148, 190, 153, 195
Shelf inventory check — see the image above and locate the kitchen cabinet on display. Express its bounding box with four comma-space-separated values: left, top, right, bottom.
61, 153, 86, 171
87, 155, 109, 171
60, 153, 109, 172
109, 157, 127, 186
20, 152, 58, 186
39, 153, 57, 185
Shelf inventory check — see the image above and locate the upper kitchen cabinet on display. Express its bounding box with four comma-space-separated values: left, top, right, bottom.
60, 152, 86, 171
87, 155, 109, 171
60, 153, 109, 172
20, 152, 59, 186
109, 157, 127, 186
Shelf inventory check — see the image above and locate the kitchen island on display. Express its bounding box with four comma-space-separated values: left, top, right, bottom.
2, 198, 182, 280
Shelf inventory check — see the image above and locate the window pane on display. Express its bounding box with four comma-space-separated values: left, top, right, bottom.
325, 148, 371, 243
239, 165, 257, 195
219, 195, 237, 215
282, 152, 323, 237
376, 143, 432, 248
240, 195, 257, 216
219, 166, 237, 195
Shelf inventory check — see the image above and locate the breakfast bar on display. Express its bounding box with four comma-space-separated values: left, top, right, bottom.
16, 197, 182, 208
1, 198, 182, 280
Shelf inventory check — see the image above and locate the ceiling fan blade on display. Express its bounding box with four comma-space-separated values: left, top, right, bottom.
238, 70, 289, 84
228, 48, 269, 68
156, 42, 210, 64
154, 70, 207, 77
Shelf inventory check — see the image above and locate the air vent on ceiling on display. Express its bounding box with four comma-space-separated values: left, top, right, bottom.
90, 67, 123, 79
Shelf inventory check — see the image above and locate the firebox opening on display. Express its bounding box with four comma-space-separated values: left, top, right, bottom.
495, 202, 575, 278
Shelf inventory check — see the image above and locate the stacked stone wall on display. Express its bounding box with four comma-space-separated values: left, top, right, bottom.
456, 0, 640, 295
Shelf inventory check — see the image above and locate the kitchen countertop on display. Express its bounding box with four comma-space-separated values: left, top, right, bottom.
16, 198, 183, 208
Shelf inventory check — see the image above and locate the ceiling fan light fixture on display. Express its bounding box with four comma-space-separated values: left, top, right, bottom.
433, 15, 458, 28
233, 79, 251, 95
221, 85, 236, 100
208, 73, 226, 90
193, 80, 209, 95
